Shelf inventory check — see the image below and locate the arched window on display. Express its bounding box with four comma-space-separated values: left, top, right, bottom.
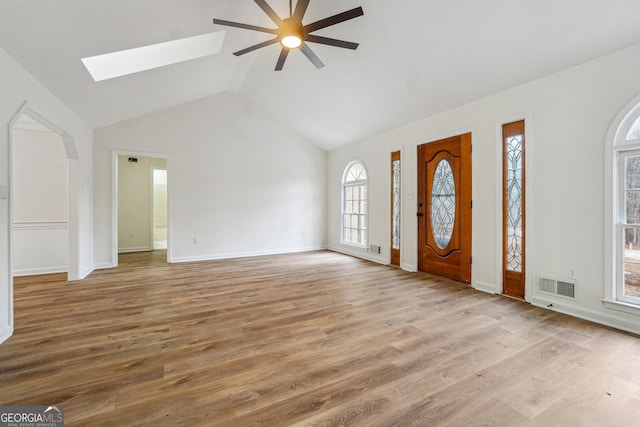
342, 161, 368, 247
606, 97, 640, 312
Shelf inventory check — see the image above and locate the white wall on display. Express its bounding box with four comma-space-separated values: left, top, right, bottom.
328, 42, 640, 335
118, 155, 166, 253
11, 129, 68, 275
94, 92, 327, 266
0, 47, 94, 344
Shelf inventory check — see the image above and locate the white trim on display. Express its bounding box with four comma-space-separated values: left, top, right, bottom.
602, 299, 640, 316
0, 325, 13, 344
170, 246, 327, 264
93, 262, 113, 271
118, 246, 153, 253
77, 266, 93, 280
400, 262, 417, 273
13, 266, 67, 277
531, 296, 640, 336
12, 221, 68, 230
474, 281, 498, 294
328, 245, 387, 265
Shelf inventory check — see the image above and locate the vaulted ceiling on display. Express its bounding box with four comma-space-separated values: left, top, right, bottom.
2, 0, 640, 150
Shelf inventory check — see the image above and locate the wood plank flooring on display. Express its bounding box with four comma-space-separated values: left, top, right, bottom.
1, 250, 640, 426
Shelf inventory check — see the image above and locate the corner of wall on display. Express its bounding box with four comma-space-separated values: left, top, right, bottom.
473, 281, 498, 294
530, 296, 640, 336
0, 325, 13, 345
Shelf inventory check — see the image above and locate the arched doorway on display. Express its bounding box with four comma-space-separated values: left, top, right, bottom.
7, 106, 80, 331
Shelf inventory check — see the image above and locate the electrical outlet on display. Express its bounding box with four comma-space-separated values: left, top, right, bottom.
193, 237, 199, 244
568, 267, 578, 280
129, 232, 134, 238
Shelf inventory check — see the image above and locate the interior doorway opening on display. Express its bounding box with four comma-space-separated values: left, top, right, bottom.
114, 153, 169, 266
9, 108, 79, 281
152, 169, 168, 250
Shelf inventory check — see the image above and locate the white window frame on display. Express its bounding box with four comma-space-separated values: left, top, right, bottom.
605, 95, 640, 314
341, 161, 368, 248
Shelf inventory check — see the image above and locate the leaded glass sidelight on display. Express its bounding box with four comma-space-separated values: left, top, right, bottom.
431, 159, 455, 249
392, 159, 401, 250
506, 135, 524, 272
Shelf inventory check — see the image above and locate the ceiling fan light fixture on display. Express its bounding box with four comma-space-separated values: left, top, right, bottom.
281, 34, 302, 49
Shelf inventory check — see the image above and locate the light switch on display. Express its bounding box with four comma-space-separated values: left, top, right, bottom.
0, 185, 7, 200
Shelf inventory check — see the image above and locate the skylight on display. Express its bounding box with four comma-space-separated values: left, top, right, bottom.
81, 32, 225, 82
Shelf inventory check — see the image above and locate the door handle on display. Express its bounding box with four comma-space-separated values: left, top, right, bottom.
416, 212, 423, 217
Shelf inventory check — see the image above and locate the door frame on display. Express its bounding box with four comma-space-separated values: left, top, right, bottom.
496, 115, 532, 300
111, 151, 170, 267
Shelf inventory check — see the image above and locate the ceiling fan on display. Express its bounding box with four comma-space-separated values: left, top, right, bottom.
213, 0, 364, 71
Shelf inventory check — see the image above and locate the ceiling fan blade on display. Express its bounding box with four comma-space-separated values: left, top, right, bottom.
300, 43, 325, 69
275, 47, 290, 71
233, 38, 280, 56
305, 34, 359, 50
292, 0, 311, 22
304, 7, 364, 33
213, 19, 277, 35
254, 0, 283, 25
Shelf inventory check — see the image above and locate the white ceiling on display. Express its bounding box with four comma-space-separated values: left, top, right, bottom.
2, 0, 640, 150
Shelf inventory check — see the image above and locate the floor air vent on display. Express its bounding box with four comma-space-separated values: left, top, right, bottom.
538, 275, 576, 300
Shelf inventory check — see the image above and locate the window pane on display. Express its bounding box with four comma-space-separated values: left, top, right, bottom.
345, 186, 353, 200
624, 227, 640, 299
628, 117, 640, 140
626, 156, 640, 224
352, 185, 360, 200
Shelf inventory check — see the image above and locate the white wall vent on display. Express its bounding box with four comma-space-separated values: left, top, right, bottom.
537, 275, 577, 300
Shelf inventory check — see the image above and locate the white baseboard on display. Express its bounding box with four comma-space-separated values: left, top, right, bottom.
531, 296, 640, 336
118, 247, 152, 253
401, 263, 417, 272
328, 245, 387, 265
76, 266, 94, 280
170, 245, 327, 263
93, 262, 114, 270
12, 266, 67, 277
474, 281, 498, 294
0, 325, 13, 344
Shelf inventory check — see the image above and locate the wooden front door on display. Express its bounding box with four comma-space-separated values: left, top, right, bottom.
417, 133, 472, 283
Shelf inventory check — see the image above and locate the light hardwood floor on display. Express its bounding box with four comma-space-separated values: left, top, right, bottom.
1, 250, 640, 426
